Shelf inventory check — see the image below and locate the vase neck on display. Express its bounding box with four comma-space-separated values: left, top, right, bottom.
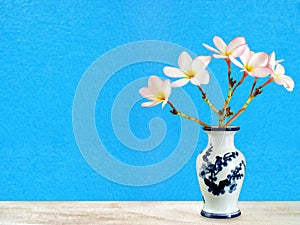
205, 130, 238, 151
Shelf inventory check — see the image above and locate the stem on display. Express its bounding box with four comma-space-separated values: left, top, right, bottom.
167, 101, 210, 127
197, 85, 206, 96
224, 96, 253, 127
251, 77, 274, 97
224, 76, 274, 127
249, 77, 258, 97
197, 85, 220, 115
231, 71, 248, 97
219, 58, 235, 127
226, 58, 232, 86
223, 59, 233, 109
257, 77, 274, 90
220, 71, 248, 125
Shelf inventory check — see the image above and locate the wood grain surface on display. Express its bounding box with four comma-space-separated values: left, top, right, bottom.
0, 201, 299, 225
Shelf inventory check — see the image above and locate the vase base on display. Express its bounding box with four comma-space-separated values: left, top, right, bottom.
201, 209, 241, 219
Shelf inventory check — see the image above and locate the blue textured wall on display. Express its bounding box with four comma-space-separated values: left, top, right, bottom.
0, 0, 299, 200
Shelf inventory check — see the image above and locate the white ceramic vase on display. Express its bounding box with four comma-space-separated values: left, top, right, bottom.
196, 126, 246, 218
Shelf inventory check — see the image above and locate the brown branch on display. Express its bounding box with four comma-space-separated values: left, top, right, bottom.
249, 77, 258, 97
197, 85, 220, 115
224, 97, 253, 127
225, 58, 233, 87
231, 71, 248, 97
225, 76, 274, 127
167, 101, 210, 127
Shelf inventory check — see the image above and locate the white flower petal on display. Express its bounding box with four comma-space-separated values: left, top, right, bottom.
231, 44, 247, 57
268, 52, 276, 70
163, 66, 186, 78
213, 36, 227, 53
162, 100, 168, 109
139, 87, 155, 100
141, 101, 161, 107
273, 74, 294, 91
192, 56, 211, 71
178, 51, 192, 72
249, 52, 269, 68
171, 78, 190, 87
275, 64, 285, 75
202, 43, 220, 54
275, 59, 284, 65
227, 36, 246, 52
240, 46, 251, 65
250, 67, 271, 77
229, 55, 244, 69
161, 79, 172, 98
148, 75, 163, 95
193, 70, 210, 85
190, 77, 200, 86
212, 54, 227, 59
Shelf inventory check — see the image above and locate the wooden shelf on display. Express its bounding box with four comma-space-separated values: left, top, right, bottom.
0, 201, 299, 224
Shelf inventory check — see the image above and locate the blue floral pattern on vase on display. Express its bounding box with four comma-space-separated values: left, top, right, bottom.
199, 145, 246, 196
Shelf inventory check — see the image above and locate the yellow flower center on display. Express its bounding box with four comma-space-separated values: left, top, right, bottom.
222, 51, 232, 56
185, 70, 196, 79
275, 73, 281, 79
245, 64, 254, 72
156, 93, 166, 101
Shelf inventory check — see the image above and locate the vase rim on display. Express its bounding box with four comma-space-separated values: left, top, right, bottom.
203, 126, 240, 131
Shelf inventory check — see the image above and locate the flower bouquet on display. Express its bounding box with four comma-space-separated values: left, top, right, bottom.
139, 36, 294, 127
139, 36, 294, 218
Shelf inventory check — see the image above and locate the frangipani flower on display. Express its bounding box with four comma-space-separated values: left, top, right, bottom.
269, 52, 294, 91
203, 36, 247, 59
163, 51, 211, 87
268, 51, 284, 69
139, 75, 172, 108
229, 47, 271, 77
